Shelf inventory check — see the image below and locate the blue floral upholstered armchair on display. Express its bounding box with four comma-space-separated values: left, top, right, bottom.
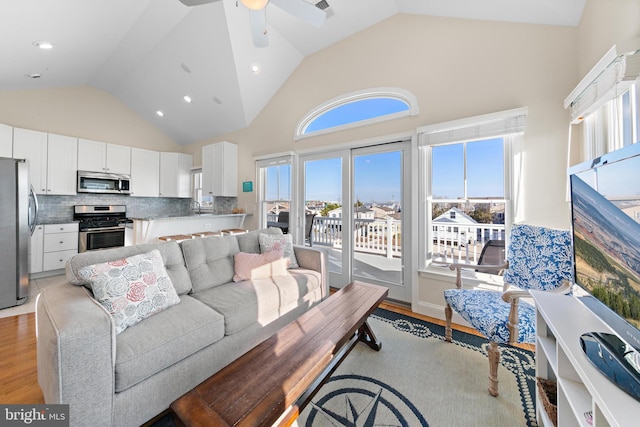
443, 224, 573, 397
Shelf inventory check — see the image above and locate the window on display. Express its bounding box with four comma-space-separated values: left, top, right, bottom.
418, 108, 527, 270
190, 168, 213, 211
295, 88, 418, 139
566, 44, 640, 162
580, 84, 638, 160
256, 155, 294, 229
620, 89, 633, 147
430, 137, 507, 264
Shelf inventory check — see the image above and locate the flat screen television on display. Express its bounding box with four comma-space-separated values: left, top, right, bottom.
569, 142, 640, 400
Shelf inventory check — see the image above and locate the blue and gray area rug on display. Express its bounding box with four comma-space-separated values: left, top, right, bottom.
296, 308, 537, 427
153, 308, 537, 426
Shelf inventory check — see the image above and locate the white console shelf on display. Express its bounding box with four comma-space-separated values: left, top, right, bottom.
532, 290, 640, 427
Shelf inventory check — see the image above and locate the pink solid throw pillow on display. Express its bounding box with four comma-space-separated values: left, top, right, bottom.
233, 250, 288, 282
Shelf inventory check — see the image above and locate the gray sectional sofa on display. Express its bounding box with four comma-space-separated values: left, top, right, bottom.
35, 228, 327, 427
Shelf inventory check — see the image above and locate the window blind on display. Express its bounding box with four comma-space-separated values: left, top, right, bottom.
417, 107, 527, 146
255, 154, 293, 168
565, 42, 640, 124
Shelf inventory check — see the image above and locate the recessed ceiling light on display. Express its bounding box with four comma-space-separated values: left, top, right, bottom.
250, 63, 261, 75
33, 41, 53, 50
183, 95, 192, 103
156, 110, 164, 117
25, 73, 41, 79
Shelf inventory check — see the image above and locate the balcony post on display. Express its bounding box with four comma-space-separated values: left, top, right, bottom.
386, 217, 393, 259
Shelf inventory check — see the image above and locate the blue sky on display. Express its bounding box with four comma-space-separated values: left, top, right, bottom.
432, 138, 504, 199
304, 152, 402, 203
305, 98, 409, 134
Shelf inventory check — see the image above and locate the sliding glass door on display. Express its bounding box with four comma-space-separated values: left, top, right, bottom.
299, 141, 411, 302
351, 143, 409, 301
300, 151, 351, 288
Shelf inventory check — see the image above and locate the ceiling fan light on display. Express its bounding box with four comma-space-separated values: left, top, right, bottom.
241, 0, 268, 11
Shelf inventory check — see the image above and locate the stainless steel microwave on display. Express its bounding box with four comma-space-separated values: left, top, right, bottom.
77, 171, 131, 194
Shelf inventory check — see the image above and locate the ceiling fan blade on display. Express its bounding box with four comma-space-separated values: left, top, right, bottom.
249, 9, 269, 48
271, 0, 326, 27
178, 0, 219, 6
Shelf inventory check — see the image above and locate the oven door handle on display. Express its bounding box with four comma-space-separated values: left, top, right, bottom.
81, 226, 125, 233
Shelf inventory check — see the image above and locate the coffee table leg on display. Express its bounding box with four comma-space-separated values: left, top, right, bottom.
357, 321, 382, 351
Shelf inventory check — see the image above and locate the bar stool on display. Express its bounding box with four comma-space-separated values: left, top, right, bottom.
220, 228, 248, 236
191, 231, 223, 238
157, 234, 193, 242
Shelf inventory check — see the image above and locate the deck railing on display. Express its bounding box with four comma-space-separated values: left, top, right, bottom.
311, 217, 402, 258
431, 223, 505, 264
265, 214, 505, 264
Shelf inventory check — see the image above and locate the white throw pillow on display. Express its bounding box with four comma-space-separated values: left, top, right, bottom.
258, 233, 299, 269
77, 249, 181, 334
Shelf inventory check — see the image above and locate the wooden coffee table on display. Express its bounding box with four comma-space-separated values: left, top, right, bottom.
170, 280, 388, 427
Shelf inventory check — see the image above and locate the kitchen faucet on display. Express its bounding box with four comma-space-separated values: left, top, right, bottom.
190, 200, 201, 214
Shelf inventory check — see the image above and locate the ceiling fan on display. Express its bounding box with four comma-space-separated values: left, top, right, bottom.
179, 0, 327, 48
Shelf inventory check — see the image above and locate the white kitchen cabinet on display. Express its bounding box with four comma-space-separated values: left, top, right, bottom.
42, 223, 78, 272
13, 129, 77, 195
130, 147, 159, 197
13, 128, 48, 194
78, 138, 131, 175
29, 225, 44, 274
202, 141, 237, 197
46, 133, 77, 195
0, 123, 12, 158
160, 152, 193, 198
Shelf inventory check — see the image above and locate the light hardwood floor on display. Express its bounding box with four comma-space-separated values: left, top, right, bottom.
0, 297, 533, 407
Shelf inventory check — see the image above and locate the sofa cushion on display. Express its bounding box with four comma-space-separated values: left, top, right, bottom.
181, 236, 239, 292
236, 227, 283, 254
259, 233, 299, 268
66, 241, 193, 295
114, 295, 225, 392
192, 282, 263, 335
78, 249, 181, 334
192, 268, 323, 335
275, 269, 323, 307
233, 250, 287, 282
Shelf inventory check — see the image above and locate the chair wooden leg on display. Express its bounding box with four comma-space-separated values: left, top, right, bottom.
444, 304, 453, 342
488, 341, 500, 397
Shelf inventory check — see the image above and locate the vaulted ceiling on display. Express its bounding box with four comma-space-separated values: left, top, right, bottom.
0, 0, 585, 145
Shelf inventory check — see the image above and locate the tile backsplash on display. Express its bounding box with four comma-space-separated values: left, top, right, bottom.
36, 194, 237, 224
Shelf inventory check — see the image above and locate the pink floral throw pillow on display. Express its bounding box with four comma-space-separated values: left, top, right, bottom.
77, 250, 181, 334
258, 233, 299, 268
233, 250, 287, 282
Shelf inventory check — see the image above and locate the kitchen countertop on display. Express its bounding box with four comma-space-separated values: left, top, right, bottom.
129, 213, 251, 221
36, 219, 79, 225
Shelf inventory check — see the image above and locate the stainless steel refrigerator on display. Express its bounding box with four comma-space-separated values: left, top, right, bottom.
0, 157, 38, 310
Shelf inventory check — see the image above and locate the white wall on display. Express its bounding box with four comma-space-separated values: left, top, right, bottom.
0, 85, 181, 152
576, 0, 640, 77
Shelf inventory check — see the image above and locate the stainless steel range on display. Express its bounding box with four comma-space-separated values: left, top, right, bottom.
74, 205, 128, 252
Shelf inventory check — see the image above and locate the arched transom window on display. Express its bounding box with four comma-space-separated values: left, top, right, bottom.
295, 88, 419, 140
